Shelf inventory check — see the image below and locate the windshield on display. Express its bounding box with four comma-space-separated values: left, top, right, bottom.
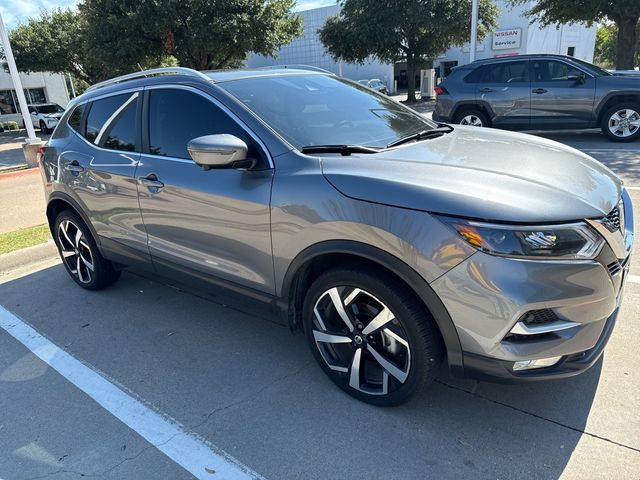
571, 58, 610, 77
220, 74, 435, 149
36, 104, 64, 114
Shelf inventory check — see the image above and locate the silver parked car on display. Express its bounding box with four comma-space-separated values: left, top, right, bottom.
39, 67, 634, 406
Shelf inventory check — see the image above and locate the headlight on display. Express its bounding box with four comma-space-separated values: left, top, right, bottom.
438, 216, 604, 260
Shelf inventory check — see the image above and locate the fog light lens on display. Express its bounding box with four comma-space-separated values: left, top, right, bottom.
513, 356, 562, 371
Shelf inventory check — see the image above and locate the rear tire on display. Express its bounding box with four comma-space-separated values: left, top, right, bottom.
303, 265, 443, 406
53, 210, 121, 290
453, 108, 489, 127
601, 103, 640, 142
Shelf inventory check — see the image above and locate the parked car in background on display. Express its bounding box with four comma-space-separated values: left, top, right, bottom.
357, 78, 388, 95
609, 70, 640, 77
39, 67, 633, 406
28, 103, 65, 134
433, 54, 640, 142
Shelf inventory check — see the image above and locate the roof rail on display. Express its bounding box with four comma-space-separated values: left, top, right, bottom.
85, 67, 211, 92
256, 64, 335, 75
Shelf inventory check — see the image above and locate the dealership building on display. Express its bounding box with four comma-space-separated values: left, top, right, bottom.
246, 1, 597, 94
0, 71, 70, 126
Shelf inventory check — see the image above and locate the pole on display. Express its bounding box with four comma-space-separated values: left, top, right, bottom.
68, 73, 77, 98
470, 0, 479, 63
0, 12, 40, 143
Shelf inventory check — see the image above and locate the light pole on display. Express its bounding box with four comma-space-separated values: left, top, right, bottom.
0, 11, 40, 143
469, 0, 479, 63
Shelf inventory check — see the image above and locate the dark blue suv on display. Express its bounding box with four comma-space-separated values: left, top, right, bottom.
433, 54, 640, 142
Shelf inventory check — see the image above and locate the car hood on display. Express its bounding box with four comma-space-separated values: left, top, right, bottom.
320, 126, 622, 223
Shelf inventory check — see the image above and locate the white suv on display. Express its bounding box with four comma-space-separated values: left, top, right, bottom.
28, 103, 65, 134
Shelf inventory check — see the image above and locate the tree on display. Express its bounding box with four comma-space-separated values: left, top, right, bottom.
9, 9, 115, 84
594, 22, 640, 70
508, 0, 640, 70
79, 0, 302, 71
319, 0, 499, 102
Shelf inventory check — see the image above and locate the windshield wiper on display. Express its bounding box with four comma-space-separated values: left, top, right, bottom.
386, 125, 454, 148
300, 145, 381, 156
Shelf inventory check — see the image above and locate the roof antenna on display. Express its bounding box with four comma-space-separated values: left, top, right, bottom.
137, 63, 146, 76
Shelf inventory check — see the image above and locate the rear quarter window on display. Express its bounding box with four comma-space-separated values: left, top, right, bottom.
67, 104, 86, 134
464, 66, 485, 83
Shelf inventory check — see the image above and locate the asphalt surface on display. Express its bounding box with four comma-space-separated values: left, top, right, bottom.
0, 131, 639, 479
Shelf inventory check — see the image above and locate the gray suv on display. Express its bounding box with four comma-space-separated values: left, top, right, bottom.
39, 67, 634, 406
433, 54, 640, 142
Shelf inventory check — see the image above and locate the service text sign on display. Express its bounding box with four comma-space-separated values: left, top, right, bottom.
492, 29, 521, 51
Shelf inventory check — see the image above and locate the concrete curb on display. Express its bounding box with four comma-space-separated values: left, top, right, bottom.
0, 239, 59, 274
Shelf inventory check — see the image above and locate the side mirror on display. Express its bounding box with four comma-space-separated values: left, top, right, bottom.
567, 71, 586, 84
187, 134, 253, 170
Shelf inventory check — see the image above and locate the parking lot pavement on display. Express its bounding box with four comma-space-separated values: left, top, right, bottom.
0, 139, 639, 479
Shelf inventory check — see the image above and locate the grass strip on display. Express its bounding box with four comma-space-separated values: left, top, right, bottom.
0, 224, 51, 255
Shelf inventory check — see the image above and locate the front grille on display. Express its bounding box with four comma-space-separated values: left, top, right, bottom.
602, 205, 621, 233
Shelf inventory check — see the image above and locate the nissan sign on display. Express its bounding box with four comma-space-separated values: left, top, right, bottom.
492, 29, 522, 50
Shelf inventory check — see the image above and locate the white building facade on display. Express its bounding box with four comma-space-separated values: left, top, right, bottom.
246, 1, 597, 94
246, 5, 394, 90
0, 71, 70, 126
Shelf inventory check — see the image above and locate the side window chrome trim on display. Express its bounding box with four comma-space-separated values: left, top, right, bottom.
94, 92, 139, 146
143, 83, 274, 169
67, 87, 144, 157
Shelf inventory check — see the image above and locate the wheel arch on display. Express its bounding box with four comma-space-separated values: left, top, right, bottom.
596, 92, 640, 125
280, 240, 464, 375
451, 101, 494, 126
46, 193, 102, 249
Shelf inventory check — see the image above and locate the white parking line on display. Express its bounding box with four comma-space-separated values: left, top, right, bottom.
625, 186, 640, 191
628, 275, 640, 284
0, 305, 264, 480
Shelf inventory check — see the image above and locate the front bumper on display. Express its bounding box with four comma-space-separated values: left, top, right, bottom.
430, 190, 633, 382
461, 306, 618, 382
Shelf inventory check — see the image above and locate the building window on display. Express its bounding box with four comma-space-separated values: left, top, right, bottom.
567, 47, 575, 57
0, 90, 18, 114
24, 88, 47, 104
0, 88, 47, 115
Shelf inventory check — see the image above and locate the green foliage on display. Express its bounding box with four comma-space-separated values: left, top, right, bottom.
319, 0, 499, 101
78, 0, 302, 71
7, 121, 19, 130
9, 0, 301, 85
507, 0, 640, 70
595, 24, 617, 68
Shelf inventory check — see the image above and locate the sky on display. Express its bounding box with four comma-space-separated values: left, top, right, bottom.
0, 0, 334, 29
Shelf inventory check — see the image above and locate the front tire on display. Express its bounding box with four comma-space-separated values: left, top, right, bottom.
303, 266, 443, 406
601, 104, 640, 142
39, 120, 49, 134
53, 210, 121, 290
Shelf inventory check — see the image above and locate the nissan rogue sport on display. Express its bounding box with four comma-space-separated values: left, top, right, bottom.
39, 67, 634, 406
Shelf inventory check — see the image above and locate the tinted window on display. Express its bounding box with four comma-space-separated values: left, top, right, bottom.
85, 93, 138, 148
481, 61, 529, 83
148, 89, 257, 160
68, 103, 86, 133
531, 60, 571, 82
464, 66, 485, 83
220, 75, 434, 149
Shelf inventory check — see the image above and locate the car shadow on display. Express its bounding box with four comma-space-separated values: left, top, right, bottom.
0, 265, 602, 479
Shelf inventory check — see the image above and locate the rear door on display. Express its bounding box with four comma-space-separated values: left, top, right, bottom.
529, 59, 596, 128
60, 90, 148, 256
136, 86, 275, 293
474, 60, 531, 128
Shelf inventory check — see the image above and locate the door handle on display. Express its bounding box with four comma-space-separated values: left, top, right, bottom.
532, 88, 548, 94
138, 174, 164, 190
64, 162, 84, 173
479, 87, 493, 93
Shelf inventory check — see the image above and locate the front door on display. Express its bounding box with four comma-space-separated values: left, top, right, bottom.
529, 59, 596, 128
474, 60, 531, 129
136, 86, 275, 293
